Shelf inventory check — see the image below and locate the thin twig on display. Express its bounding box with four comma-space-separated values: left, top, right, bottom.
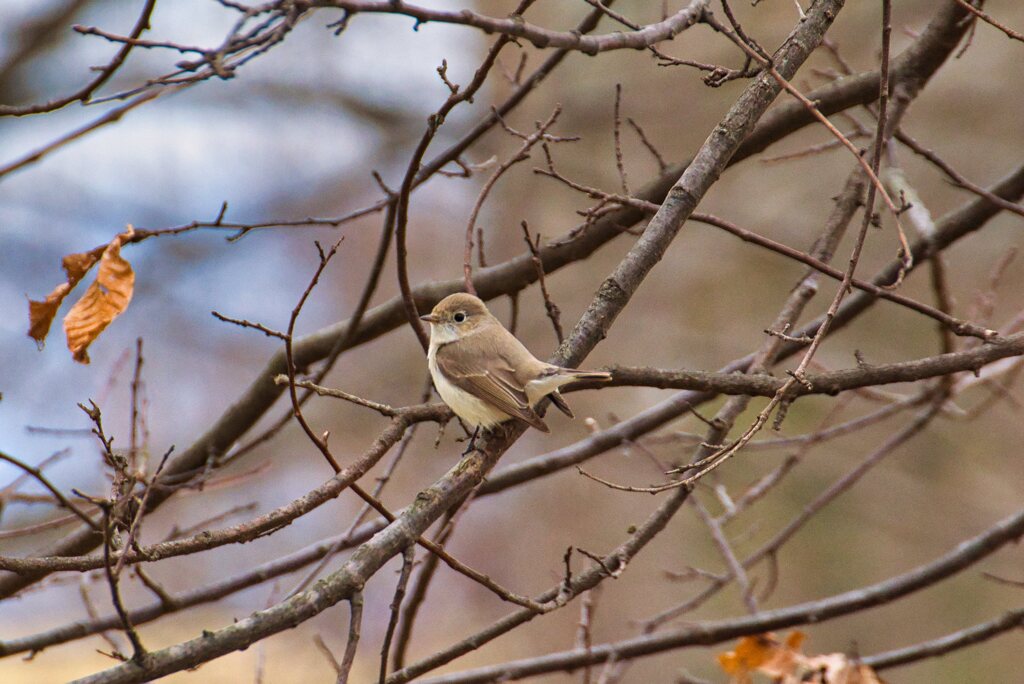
101, 507, 146, 662
0, 0, 157, 116
128, 338, 144, 475
575, 587, 601, 684
953, 0, 1024, 43
625, 117, 667, 173
896, 129, 1024, 219
704, 10, 913, 282
535, 166, 996, 339
211, 312, 288, 339
79, 575, 126, 658
865, 608, 1024, 671
521, 221, 564, 344
338, 591, 364, 684
314, 634, 343, 677
112, 447, 172, 577
379, 546, 416, 683
690, 496, 757, 613
0, 89, 168, 180
612, 84, 630, 195
275, 376, 398, 417
462, 105, 569, 293
396, 12, 535, 349
0, 451, 100, 531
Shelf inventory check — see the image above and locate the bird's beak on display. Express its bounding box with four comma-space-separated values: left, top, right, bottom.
419, 313, 440, 324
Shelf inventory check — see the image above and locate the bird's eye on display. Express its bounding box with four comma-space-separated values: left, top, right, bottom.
453, 312, 466, 323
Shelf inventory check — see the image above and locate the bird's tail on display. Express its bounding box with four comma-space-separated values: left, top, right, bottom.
567, 370, 612, 381
547, 369, 612, 418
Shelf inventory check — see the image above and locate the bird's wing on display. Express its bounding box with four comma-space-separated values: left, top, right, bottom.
435, 339, 549, 432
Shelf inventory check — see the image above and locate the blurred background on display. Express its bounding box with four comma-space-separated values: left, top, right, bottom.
1, 0, 1023, 681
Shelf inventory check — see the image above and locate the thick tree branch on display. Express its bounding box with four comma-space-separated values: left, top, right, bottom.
592, 332, 1024, 396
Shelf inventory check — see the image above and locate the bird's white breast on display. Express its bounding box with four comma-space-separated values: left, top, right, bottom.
428, 340, 510, 429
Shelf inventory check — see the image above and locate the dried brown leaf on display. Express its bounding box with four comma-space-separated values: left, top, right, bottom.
718, 633, 785, 679
63, 230, 136, 364
719, 631, 884, 684
27, 250, 103, 346
804, 654, 885, 684
62, 251, 101, 283
756, 631, 806, 679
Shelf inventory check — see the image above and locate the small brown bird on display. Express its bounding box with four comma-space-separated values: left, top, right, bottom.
421, 293, 611, 438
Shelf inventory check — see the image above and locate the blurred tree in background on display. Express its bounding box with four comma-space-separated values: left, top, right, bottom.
1, 1, 1023, 682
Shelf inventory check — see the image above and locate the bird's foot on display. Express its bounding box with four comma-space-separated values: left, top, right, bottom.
461, 427, 482, 456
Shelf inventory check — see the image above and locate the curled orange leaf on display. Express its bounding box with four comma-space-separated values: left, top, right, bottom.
718, 633, 778, 677
719, 630, 884, 684
62, 229, 136, 364
27, 250, 102, 346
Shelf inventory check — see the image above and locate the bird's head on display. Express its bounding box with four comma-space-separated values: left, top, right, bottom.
420, 293, 493, 341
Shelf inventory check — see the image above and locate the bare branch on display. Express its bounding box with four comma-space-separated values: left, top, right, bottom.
953, 0, 1024, 43
379, 546, 415, 683
338, 591, 364, 684
407, 508, 1024, 683
0, 0, 157, 116
311, 0, 707, 54
0, 451, 99, 532
864, 608, 1024, 671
